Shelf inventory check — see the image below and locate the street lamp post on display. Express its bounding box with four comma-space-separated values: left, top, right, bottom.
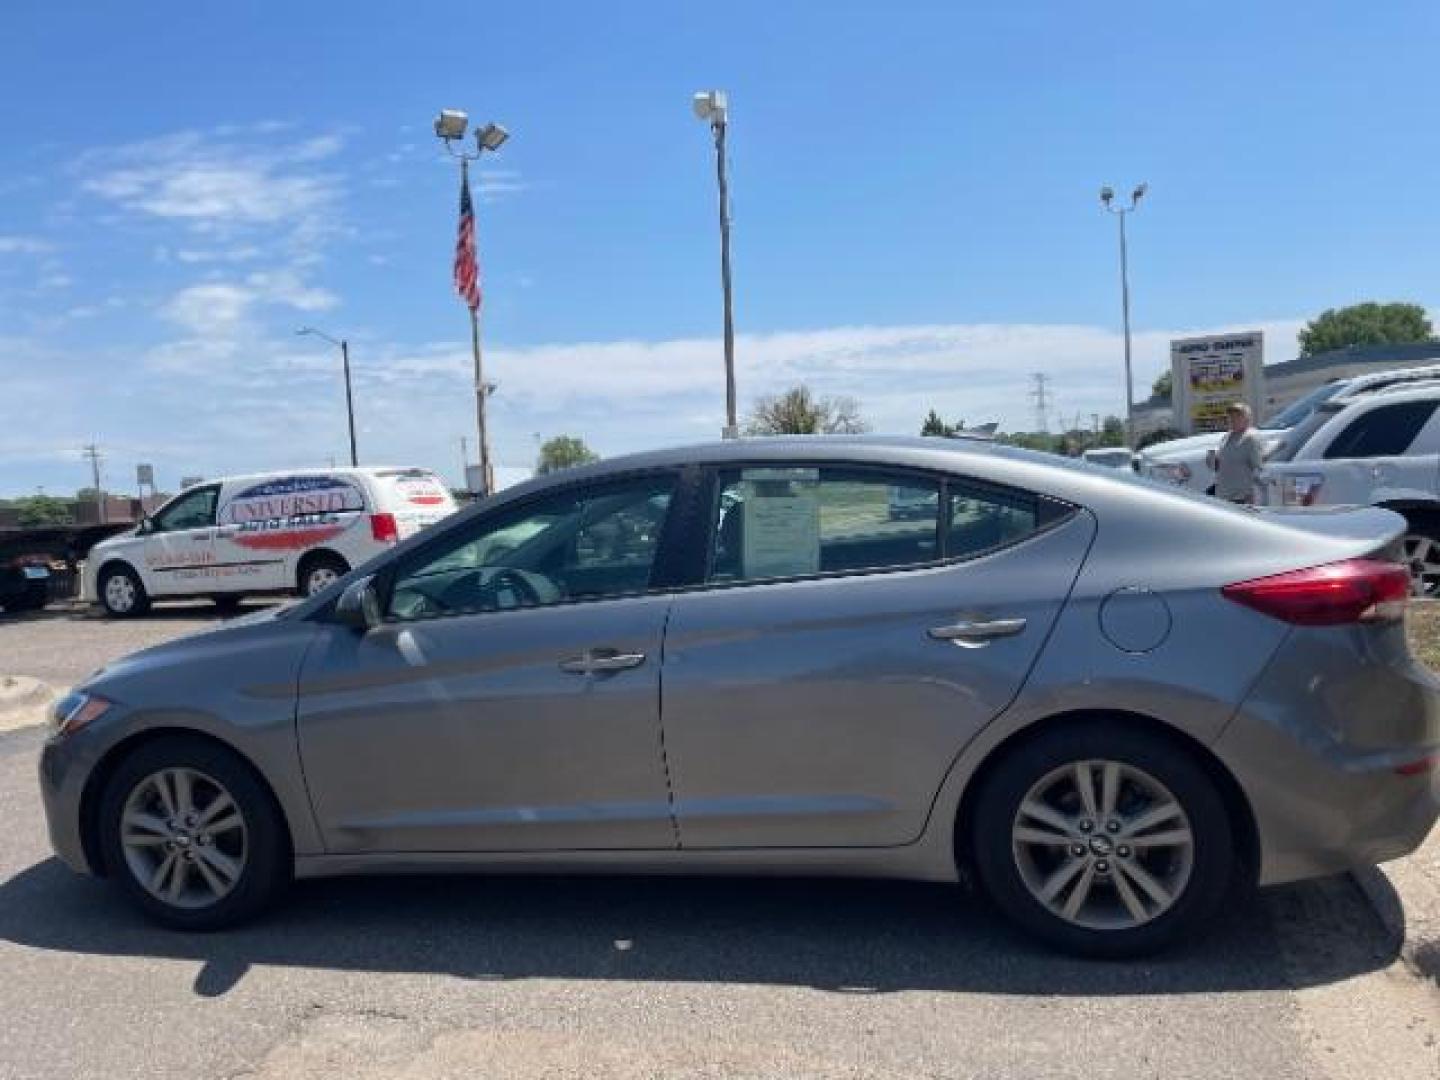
693, 90, 738, 439
295, 327, 358, 466
435, 108, 509, 496
1100, 182, 1147, 449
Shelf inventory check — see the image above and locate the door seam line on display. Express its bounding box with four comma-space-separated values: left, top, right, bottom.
657, 600, 682, 850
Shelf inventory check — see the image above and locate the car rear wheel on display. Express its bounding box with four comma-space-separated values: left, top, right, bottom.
970, 722, 1234, 958
98, 564, 149, 618
98, 736, 289, 929
210, 594, 244, 613
298, 553, 348, 598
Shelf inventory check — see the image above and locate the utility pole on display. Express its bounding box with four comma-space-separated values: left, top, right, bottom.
1100, 183, 1148, 449
460, 436, 469, 491
1028, 373, 1052, 433
693, 90, 739, 438
81, 443, 104, 523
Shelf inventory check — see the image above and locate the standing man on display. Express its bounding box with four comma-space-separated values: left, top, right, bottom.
1207, 402, 1264, 504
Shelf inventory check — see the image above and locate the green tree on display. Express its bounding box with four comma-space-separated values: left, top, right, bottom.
15, 495, 73, 526
536, 435, 600, 475
920, 409, 965, 437
1298, 302, 1434, 357
1099, 415, 1127, 447
745, 385, 869, 435
1151, 371, 1173, 400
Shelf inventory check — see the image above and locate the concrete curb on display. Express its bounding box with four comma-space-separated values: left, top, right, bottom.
0, 676, 53, 733
1350, 829, 1440, 988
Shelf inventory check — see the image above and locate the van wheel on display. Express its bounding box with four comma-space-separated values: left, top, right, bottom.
211, 595, 244, 614
297, 553, 348, 598
970, 722, 1233, 958
98, 735, 289, 929
99, 564, 150, 618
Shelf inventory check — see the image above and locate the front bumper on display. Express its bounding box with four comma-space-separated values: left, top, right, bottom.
37, 724, 109, 876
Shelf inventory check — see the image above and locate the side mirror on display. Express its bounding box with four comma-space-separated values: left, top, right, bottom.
334, 575, 382, 631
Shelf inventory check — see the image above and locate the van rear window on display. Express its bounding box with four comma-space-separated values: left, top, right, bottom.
375, 470, 455, 510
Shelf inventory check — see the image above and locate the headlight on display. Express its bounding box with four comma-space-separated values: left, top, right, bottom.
49, 691, 113, 739
1149, 462, 1192, 485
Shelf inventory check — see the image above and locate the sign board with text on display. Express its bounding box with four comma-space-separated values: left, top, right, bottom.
1170, 332, 1265, 434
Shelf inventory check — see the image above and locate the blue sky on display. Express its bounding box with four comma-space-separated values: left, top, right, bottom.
2, 1, 1438, 496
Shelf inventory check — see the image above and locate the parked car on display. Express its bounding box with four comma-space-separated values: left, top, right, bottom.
1259, 384, 1440, 595
1080, 447, 1135, 470
39, 437, 1438, 958
1140, 363, 1440, 492
82, 467, 457, 617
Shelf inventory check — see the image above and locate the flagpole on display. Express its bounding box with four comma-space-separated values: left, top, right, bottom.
469, 301, 493, 497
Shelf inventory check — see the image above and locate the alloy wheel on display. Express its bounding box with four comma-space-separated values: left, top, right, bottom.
104, 573, 136, 613
1402, 534, 1440, 598
120, 767, 248, 909
1011, 759, 1194, 931
306, 567, 340, 595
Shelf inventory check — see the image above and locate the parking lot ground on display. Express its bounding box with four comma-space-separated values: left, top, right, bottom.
0, 604, 1436, 1079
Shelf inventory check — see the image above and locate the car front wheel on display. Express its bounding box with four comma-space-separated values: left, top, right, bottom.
98, 735, 289, 929
298, 553, 349, 598
970, 722, 1234, 958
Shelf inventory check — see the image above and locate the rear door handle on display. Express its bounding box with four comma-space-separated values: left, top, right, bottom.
559, 649, 647, 674
929, 617, 1027, 647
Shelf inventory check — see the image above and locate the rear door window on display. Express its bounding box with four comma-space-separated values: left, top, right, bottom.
948, 482, 1042, 559
1322, 401, 1439, 459
708, 467, 941, 583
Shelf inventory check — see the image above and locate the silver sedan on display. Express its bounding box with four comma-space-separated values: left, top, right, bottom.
38, 436, 1440, 956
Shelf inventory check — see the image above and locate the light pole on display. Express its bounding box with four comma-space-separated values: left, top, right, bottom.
436, 108, 509, 496
296, 327, 358, 466
693, 90, 738, 439
1100, 182, 1147, 448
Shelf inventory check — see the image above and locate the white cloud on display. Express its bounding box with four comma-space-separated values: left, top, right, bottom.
245, 268, 338, 312
0, 235, 53, 254
174, 246, 263, 264
81, 131, 339, 232
161, 283, 254, 334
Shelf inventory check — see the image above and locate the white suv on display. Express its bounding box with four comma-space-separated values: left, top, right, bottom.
85, 466, 458, 617
1139, 362, 1440, 493
1259, 384, 1440, 594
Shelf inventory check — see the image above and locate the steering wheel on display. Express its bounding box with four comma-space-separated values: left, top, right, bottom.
482, 568, 544, 609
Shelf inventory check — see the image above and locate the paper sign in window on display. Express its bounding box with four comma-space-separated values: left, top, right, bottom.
740, 482, 820, 579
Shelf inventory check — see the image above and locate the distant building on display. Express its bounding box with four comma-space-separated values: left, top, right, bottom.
1135, 341, 1440, 436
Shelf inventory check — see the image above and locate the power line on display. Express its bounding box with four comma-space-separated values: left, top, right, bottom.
1028, 373, 1051, 433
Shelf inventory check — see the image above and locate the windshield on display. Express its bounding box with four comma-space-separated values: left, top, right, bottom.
1267, 401, 1345, 462
1260, 382, 1343, 430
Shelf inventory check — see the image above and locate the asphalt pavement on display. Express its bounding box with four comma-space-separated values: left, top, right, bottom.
0, 605, 1436, 1079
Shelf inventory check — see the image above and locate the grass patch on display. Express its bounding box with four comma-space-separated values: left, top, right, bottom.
1408, 602, 1440, 671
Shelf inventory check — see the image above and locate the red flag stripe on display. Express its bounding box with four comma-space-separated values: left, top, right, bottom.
454, 163, 482, 311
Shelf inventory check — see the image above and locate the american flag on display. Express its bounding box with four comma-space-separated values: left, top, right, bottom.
453, 161, 481, 311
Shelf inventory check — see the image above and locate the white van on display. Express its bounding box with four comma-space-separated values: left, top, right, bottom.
84, 467, 458, 617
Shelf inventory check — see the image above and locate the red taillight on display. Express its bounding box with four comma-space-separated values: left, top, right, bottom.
1222, 558, 1410, 626
1395, 754, 1437, 777
369, 512, 399, 544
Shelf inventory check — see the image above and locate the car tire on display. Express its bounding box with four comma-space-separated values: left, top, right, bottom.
210, 594, 244, 614
969, 721, 1234, 959
297, 552, 349, 598
98, 563, 150, 618
1398, 512, 1440, 598
97, 735, 290, 930
7, 578, 50, 612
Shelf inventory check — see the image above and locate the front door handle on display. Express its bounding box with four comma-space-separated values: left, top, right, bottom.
559, 649, 647, 674
929, 617, 1027, 647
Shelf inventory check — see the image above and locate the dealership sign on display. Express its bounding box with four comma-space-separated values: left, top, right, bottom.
1170, 332, 1266, 434
218, 475, 365, 551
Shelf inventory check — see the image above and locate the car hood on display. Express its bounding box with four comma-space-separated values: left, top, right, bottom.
81, 603, 305, 694
1141, 432, 1224, 460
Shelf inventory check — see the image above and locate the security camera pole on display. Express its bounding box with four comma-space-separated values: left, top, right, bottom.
693, 90, 738, 439
1100, 182, 1147, 449
436, 108, 509, 496
295, 327, 358, 466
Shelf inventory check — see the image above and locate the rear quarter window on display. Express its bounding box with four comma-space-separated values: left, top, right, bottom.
1322, 400, 1438, 459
